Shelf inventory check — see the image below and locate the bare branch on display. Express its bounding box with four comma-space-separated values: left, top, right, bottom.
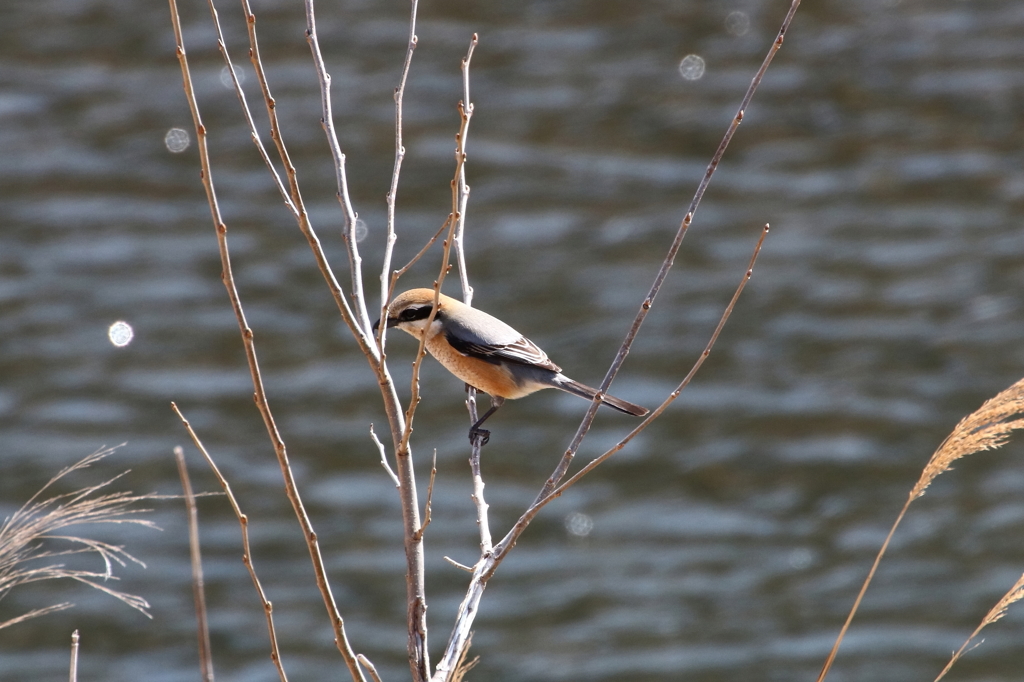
414, 451, 437, 542
536, 0, 803, 504
357, 654, 385, 682
166, 0, 367, 676
453, 34, 479, 306
172, 403, 291, 682
203, 0, 293, 213
379, 0, 422, 332
69, 630, 79, 682
443, 556, 474, 573
370, 424, 400, 488
304, 0, 374, 336
174, 446, 215, 682
550, 226, 767, 494
392, 218, 454, 284
485, 223, 769, 578
204, 0, 374, 360
399, 34, 479, 462
432, 0, 802, 661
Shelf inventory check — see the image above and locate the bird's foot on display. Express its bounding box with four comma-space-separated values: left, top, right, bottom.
469, 426, 490, 447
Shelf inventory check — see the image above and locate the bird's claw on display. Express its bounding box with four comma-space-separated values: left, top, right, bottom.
469, 426, 490, 447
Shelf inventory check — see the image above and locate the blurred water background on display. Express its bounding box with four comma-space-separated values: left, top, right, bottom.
2, 0, 1024, 680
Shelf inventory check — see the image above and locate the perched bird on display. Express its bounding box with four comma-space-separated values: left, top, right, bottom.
376, 288, 649, 444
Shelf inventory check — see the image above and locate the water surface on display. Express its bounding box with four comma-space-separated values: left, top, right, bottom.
2, 0, 1024, 680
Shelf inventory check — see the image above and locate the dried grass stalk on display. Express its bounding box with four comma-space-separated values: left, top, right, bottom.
818, 376, 1024, 681
450, 632, 478, 682
0, 446, 154, 630
934, 571, 1024, 681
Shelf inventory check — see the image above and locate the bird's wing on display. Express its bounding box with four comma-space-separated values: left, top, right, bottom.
444, 327, 562, 372
439, 303, 563, 372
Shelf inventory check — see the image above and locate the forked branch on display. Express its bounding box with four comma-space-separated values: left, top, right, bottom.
172, 404, 290, 682
434, 223, 771, 678
537, 0, 803, 504
165, 2, 365, 679
434, 4, 803, 672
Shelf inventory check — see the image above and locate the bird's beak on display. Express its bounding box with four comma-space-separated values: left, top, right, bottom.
372, 317, 397, 333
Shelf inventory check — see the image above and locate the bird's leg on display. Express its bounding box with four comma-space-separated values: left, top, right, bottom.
469, 395, 505, 446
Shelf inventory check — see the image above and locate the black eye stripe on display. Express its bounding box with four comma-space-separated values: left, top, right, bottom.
399, 305, 434, 322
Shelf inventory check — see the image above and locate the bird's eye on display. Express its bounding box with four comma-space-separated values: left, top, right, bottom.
399, 306, 432, 322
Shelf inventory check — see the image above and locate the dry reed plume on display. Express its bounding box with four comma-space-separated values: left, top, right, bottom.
818, 376, 1024, 681
914, 377, 1024, 498
0, 445, 155, 631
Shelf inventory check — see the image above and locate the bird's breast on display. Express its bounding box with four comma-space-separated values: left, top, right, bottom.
425, 334, 543, 399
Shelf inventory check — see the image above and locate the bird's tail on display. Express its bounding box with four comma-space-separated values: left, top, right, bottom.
553, 376, 649, 417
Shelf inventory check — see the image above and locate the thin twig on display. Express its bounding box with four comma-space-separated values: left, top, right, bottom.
432, 5, 800, 673
332, 1, 432, 678
166, 1, 366, 677
400, 35, 479, 456
544, 227, 766, 496
453, 34, 478, 307
205, 0, 292, 212
379, 0, 422, 337
414, 451, 437, 542
68, 630, 79, 682
433, 223, 768, 679
209, 0, 374, 361
174, 446, 215, 682
449, 34, 491, 565
464, 384, 491, 555
443, 556, 474, 573
493, 223, 769, 571
304, 0, 373, 336
357, 654, 385, 682
370, 424, 400, 487
392, 218, 454, 283
172, 403, 290, 682
535, 0, 803, 505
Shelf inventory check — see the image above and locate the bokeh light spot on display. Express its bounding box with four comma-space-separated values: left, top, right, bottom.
725, 11, 750, 36
678, 54, 706, 81
219, 64, 246, 89
164, 128, 190, 153
108, 320, 134, 347
354, 218, 368, 243
565, 512, 594, 538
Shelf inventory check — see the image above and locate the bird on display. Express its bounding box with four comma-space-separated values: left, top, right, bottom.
375, 288, 649, 445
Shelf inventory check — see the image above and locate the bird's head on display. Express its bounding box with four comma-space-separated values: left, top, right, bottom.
374, 288, 447, 339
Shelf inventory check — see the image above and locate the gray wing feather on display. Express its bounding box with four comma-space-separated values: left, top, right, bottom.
442, 306, 562, 372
